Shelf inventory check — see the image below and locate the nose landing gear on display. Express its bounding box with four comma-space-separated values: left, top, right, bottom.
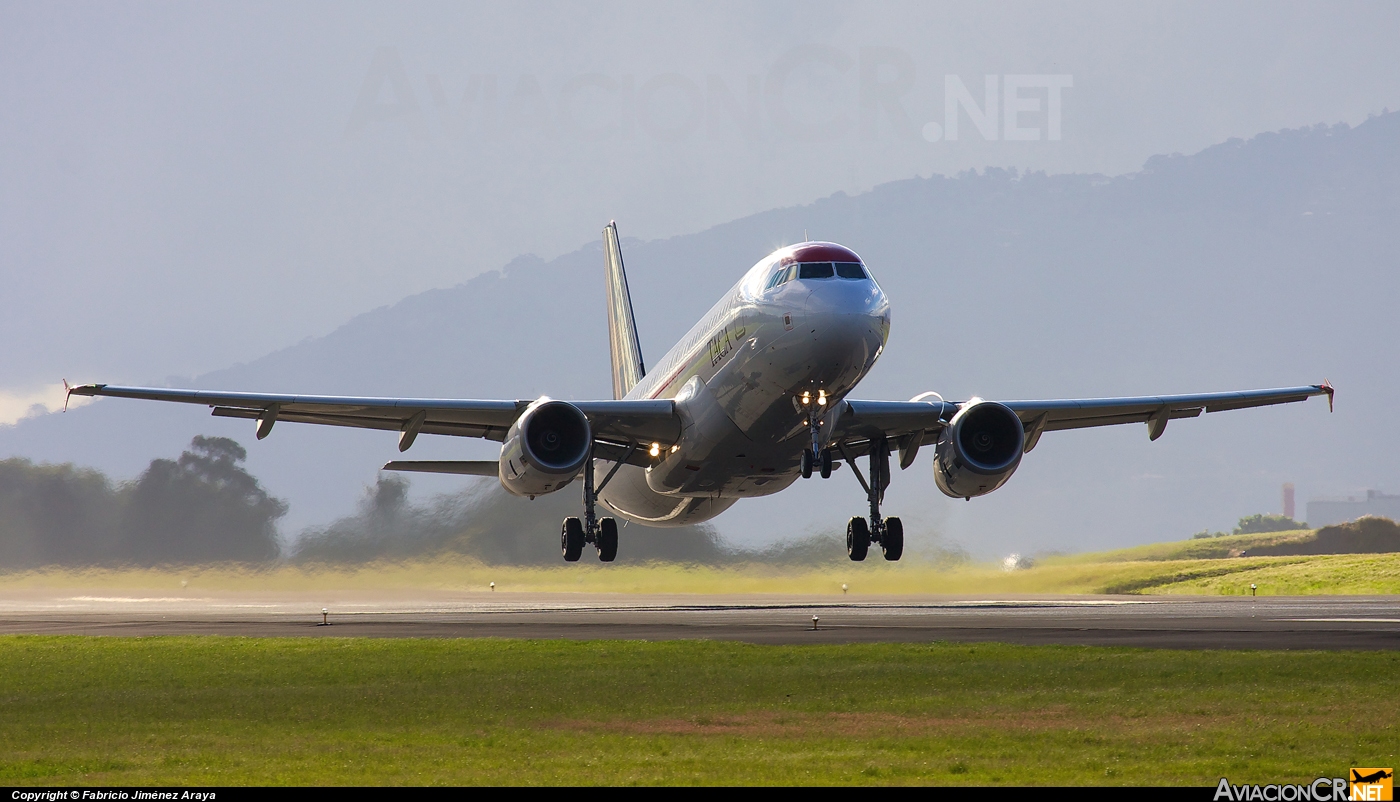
800, 448, 834, 479
799, 391, 833, 479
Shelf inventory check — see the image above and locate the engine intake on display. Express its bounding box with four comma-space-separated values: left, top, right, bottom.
933, 398, 1025, 499
498, 399, 592, 497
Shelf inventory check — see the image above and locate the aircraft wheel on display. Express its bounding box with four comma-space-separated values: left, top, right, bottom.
597, 518, 618, 562
882, 517, 904, 561
846, 517, 870, 561
800, 449, 814, 479
820, 449, 833, 479
561, 517, 584, 562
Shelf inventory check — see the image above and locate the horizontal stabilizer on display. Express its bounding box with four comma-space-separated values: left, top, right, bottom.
382, 460, 498, 476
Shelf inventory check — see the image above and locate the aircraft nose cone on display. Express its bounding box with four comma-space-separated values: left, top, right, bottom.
803, 279, 884, 316
802, 279, 890, 373
804, 280, 890, 340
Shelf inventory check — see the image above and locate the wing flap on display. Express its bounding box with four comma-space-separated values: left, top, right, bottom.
210, 407, 511, 440
591, 439, 654, 468
1002, 386, 1328, 422
575, 399, 680, 445
834, 399, 950, 441
1040, 407, 1204, 432
382, 460, 499, 476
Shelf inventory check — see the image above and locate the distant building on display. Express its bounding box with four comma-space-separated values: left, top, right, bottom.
1306, 490, 1400, 527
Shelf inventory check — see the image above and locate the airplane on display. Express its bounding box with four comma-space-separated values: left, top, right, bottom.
68, 222, 1333, 563
1352, 770, 1393, 784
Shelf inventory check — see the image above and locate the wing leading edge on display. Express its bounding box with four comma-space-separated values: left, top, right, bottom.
65, 384, 680, 461
833, 383, 1333, 455
69, 380, 1332, 468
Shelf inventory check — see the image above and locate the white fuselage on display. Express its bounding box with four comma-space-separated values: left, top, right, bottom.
597, 244, 891, 526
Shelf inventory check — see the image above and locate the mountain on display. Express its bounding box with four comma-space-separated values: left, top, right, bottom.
5, 113, 1397, 558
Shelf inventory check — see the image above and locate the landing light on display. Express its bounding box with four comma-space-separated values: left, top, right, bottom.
817, 390, 827, 406
649, 442, 661, 457
801, 391, 811, 405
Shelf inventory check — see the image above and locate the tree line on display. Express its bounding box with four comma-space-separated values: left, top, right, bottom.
1, 435, 966, 569
0, 436, 284, 568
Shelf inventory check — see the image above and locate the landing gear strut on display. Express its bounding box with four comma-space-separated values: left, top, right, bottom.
562, 442, 632, 563
839, 438, 903, 562
800, 403, 834, 479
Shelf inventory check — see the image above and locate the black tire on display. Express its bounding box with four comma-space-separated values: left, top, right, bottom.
820, 449, 833, 479
882, 517, 904, 561
800, 449, 814, 479
597, 518, 618, 562
846, 516, 870, 561
561, 517, 584, 562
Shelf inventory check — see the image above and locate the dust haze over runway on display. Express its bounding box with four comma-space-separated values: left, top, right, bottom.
2, 592, 1398, 650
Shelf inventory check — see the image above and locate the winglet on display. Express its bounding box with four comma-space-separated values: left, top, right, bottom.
1321, 380, 1334, 413
62, 379, 71, 412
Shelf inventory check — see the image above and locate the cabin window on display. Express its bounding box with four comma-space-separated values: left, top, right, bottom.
834, 262, 867, 279
765, 264, 797, 290
798, 262, 835, 279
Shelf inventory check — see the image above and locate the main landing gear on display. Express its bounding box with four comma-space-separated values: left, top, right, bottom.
804, 432, 903, 561
562, 445, 629, 562
561, 515, 616, 562
845, 438, 903, 561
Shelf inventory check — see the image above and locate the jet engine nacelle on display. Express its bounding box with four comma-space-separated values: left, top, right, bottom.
933, 398, 1025, 499
498, 398, 592, 497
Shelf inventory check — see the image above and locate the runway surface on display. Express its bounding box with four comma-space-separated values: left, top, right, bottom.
0, 591, 1398, 648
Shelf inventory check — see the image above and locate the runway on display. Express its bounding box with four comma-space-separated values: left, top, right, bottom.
0, 591, 1398, 648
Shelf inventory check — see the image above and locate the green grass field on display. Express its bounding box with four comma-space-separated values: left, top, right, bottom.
1050, 529, 1320, 563
1, 636, 1394, 786
2, 531, 1396, 785
3, 534, 1399, 597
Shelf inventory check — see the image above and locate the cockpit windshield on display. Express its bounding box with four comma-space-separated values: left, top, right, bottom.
767, 261, 867, 291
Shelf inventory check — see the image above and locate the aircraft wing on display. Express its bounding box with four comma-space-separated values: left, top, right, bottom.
834, 383, 1333, 456
65, 384, 680, 461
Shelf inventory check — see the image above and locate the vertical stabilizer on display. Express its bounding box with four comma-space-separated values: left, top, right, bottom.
603, 221, 646, 399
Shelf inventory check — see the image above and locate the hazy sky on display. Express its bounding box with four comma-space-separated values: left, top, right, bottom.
3, 1, 1399, 416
